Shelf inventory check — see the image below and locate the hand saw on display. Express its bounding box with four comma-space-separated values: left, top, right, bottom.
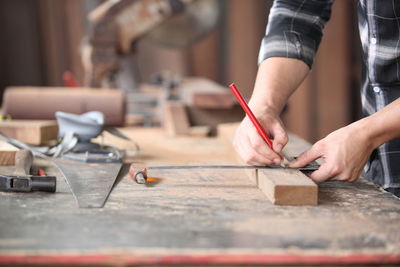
129, 161, 320, 184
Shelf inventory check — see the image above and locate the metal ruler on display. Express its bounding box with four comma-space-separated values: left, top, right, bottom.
130, 162, 320, 184
146, 164, 319, 172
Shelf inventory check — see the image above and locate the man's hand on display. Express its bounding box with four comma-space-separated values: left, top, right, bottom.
232, 57, 309, 166
289, 122, 374, 184
233, 108, 288, 165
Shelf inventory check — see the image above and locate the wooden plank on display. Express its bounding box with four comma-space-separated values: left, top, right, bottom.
163, 101, 190, 136
258, 169, 317, 205
188, 125, 211, 138
0, 140, 19, 166
95, 127, 235, 165
0, 120, 58, 145
2, 127, 400, 263
218, 122, 318, 205
181, 77, 235, 108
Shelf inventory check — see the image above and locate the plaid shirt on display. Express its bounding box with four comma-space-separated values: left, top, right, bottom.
259, 0, 400, 192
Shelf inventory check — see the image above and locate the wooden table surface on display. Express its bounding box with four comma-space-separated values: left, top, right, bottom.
0, 127, 399, 266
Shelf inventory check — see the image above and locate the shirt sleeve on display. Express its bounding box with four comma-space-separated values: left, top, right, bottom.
258, 0, 333, 68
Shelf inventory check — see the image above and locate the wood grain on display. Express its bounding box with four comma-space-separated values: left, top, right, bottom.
188, 125, 211, 137
0, 140, 19, 166
163, 101, 190, 136
2, 127, 399, 263
181, 77, 235, 108
218, 122, 318, 205
258, 168, 317, 205
0, 120, 58, 145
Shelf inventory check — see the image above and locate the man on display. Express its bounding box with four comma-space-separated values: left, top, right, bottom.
233, 0, 400, 196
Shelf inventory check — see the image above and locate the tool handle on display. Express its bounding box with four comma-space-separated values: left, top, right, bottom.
14, 150, 33, 176
31, 176, 57, 193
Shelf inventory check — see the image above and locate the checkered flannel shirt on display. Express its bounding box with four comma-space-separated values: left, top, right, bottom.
259, 0, 400, 192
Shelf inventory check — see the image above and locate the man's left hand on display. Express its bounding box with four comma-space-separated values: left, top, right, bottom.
289, 122, 374, 184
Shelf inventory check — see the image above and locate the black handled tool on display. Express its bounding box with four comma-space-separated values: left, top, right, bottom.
0, 150, 56, 193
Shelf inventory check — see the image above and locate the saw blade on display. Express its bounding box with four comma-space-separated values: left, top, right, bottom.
53, 158, 122, 208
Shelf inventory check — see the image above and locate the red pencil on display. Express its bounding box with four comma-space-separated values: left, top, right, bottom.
229, 83, 273, 148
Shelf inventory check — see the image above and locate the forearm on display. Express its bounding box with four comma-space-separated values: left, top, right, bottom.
248, 57, 309, 114
360, 98, 400, 148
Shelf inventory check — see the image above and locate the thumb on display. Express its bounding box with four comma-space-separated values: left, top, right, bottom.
289, 146, 321, 168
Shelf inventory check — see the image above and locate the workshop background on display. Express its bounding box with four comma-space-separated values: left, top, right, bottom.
0, 0, 361, 143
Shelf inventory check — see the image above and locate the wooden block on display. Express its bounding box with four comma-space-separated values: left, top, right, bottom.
124, 114, 145, 126
189, 125, 211, 138
0, 140, 19, 166
0, 120, 58, 145
187, 106, 244, 133
218, 122, 318, 205
181, 77, 235, 108
163, 101, 190, 137
258, 169, 318, 206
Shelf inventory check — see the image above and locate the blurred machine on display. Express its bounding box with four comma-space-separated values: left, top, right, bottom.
79, 0, 240, 130
1, 0, 239, 131
82, 0, 220, 88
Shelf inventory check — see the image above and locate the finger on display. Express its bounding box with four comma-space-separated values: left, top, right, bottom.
242, 146, 274, 166
348, 171, 361, 183
289, 146, 322, 168
237, 135, 274, 165
308, 164, 333, 184
248, 130, 281, 164
330, 170, 359, 183
270, 122, 288, 153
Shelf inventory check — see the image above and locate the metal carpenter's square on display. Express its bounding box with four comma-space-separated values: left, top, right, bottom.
0, 150, 56, 193
129, 161, 320, 184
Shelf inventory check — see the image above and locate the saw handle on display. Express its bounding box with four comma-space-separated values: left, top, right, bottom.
14, 150, 33, 176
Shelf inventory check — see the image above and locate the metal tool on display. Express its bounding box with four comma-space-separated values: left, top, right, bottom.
0, 150, 56, 193
129, 161, 320, 184
55, 111, 136, 162
61, 149, 123, 163
83, 0, 220, 88
0, 133, 121, 207
53, 158, 122, 208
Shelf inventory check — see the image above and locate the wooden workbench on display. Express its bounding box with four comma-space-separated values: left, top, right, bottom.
0, 127, 399, 266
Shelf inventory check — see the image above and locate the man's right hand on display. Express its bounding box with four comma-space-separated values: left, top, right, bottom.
233, 57, 310, 166
233, 108, 288, 166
